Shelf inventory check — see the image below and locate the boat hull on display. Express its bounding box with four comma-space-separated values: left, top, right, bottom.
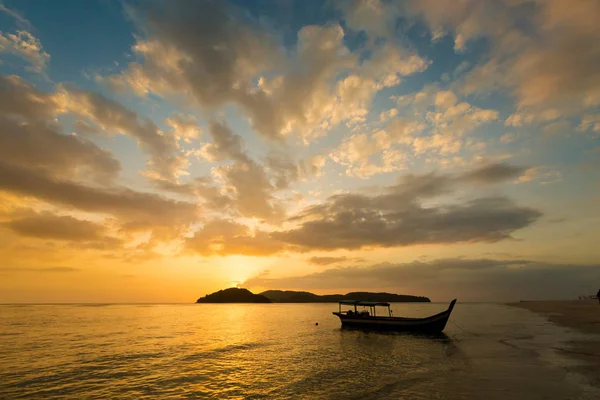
333, 299, 456, 334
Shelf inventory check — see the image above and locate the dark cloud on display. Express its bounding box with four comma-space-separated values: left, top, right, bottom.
273, 169, 542, 250
5, 211, 107, 242
0, 74, 120, 183
0, 161, 197, 227
243, 258, 600, 301
0, 116, 120, 184
459, 163, 528, 185
108, 0, 282, 138
149, 178, 199, 197
108, 1, 422, 142
309, 256, 354, 266
202, 120, 249, 163
186, 165, 543, 256
0, 74, 57, 120
264, 153, 299, 190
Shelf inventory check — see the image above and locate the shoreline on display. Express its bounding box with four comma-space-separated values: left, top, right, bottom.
507, 299, 600, 389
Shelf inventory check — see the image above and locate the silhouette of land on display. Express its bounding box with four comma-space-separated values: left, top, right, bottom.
196, 288, 430, 303
196, 288, 271, 303
261, 290, 430, 303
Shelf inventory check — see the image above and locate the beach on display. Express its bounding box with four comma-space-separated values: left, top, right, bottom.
509, 299, 600, 388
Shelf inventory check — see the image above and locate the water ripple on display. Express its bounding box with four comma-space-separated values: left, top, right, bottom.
1, 303, 599, 399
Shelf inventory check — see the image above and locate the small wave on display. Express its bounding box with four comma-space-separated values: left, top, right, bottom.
181, 341, 268, 361
0, 332, 23, 337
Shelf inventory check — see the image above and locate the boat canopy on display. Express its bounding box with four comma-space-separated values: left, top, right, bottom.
338, 300, 390, 307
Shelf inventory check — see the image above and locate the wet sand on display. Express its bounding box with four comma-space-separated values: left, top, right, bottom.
509, 299, 600, 388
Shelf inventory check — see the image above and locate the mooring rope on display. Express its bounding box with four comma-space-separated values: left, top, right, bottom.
449, 320, 481, 337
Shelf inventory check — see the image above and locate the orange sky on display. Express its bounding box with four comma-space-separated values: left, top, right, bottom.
1, 0, 599, 303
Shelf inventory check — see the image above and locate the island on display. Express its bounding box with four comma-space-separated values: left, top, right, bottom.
196, 288, 271, 303
261, 290, 430, 303
196, 288, 429, 303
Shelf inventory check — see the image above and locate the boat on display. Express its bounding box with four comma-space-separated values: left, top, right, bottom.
332, 299, 457, 334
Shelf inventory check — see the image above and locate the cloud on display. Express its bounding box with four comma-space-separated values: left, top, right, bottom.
0, 4, 32, 30
297, 155, 326, 180
187, 164, 538, 256
0, 74, 121, 183
242, 258, 600, 301
330, 119, 425, 177
213, 161, 284, 222
55, 85, 186, 182
165, 113, 202, 141
504, 113, 535, 127
0, 161, 198, 228
185, 219, 285, 256
272, 168, 541, 251
199, 120, 248, 163
308, 256, 358, 266
105, 1, 428, 141
578, 114, 600, 134
397, 85, 499, 138
330, 130, 407, 178
408, 0, 600, 119
517, 167, 562, 185
500, 132, 518, 144
0, 117, 120, 184
275, 196, 540, 251
0, 74, 57, 120
0, 73, 198, 244
0, 30, 49, 72
379, 108, 398, 122
197, 121, 285, 221
459, 163, 528, 185
104, 1, 282, 136
384, 85, 500, 161
335, 0, 401, 39
5, 211, 108, 242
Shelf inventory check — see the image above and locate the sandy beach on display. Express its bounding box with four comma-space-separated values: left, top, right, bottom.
509, 299, 600, 388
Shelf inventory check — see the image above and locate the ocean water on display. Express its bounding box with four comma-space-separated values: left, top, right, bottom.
1, 302, 599, 399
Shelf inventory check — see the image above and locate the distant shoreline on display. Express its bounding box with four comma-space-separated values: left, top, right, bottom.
196, 288, 431, 304
507, 299, 600, 336
508, 299, 600, 389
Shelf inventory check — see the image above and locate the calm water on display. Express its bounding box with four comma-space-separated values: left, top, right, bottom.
1, 303, 599, 399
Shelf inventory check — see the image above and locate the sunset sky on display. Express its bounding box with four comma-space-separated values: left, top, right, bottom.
1, 0, 599, 303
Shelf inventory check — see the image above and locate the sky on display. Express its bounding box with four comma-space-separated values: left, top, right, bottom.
0, 0, 599, 303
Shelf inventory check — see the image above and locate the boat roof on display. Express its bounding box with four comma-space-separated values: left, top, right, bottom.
338, 300, 390, 306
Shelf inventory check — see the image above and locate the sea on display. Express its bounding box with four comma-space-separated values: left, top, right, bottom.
1, 302, 599, 399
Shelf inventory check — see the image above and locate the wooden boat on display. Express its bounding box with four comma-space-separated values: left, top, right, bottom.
332, 299, 457, 334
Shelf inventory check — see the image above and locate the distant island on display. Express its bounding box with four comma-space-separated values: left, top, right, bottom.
261, 290, 430, 303
196, 288, 430, 303
196, 288, 271, 303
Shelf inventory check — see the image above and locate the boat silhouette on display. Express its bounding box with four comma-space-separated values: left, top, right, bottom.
332, 299, 457, 334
